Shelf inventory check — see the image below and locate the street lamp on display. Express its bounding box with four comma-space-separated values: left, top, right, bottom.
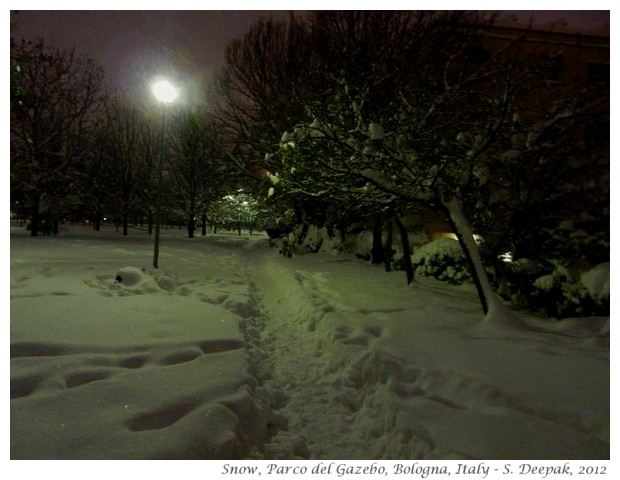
152, 79, 178, 104
151, 78, 178, 269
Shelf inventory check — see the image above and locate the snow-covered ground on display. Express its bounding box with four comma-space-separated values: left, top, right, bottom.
10, 224, 609, 462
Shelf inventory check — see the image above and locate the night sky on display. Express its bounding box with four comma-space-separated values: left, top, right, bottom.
10, 10, 295, 99
10, 9, 609, 99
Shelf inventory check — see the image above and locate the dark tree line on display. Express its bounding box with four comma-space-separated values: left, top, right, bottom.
11, 38, 107, 236
10, 38, 237, 239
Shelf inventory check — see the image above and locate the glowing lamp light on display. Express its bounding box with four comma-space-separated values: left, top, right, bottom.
152, 79, 178, 103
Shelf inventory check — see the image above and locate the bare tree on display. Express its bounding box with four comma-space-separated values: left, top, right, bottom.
103, 101, 144, 236
81, 123, 116, 231
215, 14, 310, 177
11, 38, 106, 235
168, 109, 226, 238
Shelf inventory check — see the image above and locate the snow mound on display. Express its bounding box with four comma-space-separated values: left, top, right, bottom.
113, 266, 178, 294
580, 262, 610, 302
115, 266, 148, 286
156, 275, 176, 291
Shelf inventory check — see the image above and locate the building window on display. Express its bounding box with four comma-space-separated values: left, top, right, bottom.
587, 62, 610, 85
540, 53, 565, 84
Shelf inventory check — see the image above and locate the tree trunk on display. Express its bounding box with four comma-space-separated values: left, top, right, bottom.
147, 210, 153, 235
371, 214, 384, 265
187, 208, 195, 239
122, 212, 129, 236
294, 203, 303, 224
395, 216, 414, 285
441, 195, 489, 314
440, 194, 524, 328
153, 211, 161, 269
94, 206, 102, 231
384, 219, 393, 272
30, 192, 41, 237
201, 211, 207, 236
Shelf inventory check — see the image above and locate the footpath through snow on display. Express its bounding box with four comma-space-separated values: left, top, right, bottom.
242, 248, 609, 460
244, 250, 403, 459
10, 226, 610, 460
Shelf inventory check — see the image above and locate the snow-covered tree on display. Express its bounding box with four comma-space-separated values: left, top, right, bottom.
263, 12, 450, 264
267, 12, 608, 325
265, 13, 505, 317
468, 69, 610, 315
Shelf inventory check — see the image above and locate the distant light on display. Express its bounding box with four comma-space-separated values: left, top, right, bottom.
499, 252, 514, 263
434, 232, 458, 241
152, 79, 178, 103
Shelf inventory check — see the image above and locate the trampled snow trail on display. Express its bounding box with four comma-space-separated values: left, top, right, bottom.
242, 249, 433, 459
243, 250, 356, 458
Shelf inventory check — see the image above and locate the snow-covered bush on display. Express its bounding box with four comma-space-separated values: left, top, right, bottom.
540, 220, 610, 268
299, 224, 323, 253
354, 231, 374, 260
409, 238, 471, 285
501, 259, 609, 318
581, 262, 610, 303
318, 230, 345, 254
279, 232, 297, 258
278, 224, 344, 257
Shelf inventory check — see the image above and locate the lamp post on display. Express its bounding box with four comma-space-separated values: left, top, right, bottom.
151, 79, 178, 269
